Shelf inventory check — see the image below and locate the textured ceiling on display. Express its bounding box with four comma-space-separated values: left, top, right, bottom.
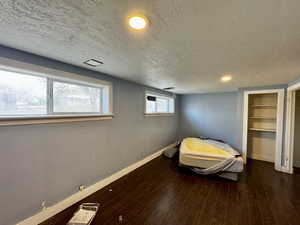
1, 0, 300, 93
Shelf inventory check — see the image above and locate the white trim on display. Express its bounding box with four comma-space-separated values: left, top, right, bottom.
16, 141, 179, 225
284, 91, 294, 173
0, 64, 112, 88
288, 81, 300, 91
145, 90, 175, 99
248, 154, 274, 163
243, 89, 283, 95
242, 89, 285, 172
275, 89, 285, 171
242, 92, 249, 163
0, 115, 113, 127
0, 113, 114, 120
284, 82, 300, 174
144, 91, 176, 115
144, 113, 175, 117
0, 64, 113, 117
294, 160, 300, 168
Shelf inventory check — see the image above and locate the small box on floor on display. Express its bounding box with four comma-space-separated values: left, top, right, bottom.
67, 203, 99, 225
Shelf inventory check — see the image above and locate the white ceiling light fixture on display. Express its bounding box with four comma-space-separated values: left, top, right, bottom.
221, 74, 233, 82
128, 15, 148, 30
84, 59, 104, 67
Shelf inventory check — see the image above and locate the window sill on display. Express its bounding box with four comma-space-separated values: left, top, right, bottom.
0, 114, 113, 126
144, 113, 175, 117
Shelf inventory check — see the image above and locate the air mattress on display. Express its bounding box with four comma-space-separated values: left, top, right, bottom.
179, 138, 243, 173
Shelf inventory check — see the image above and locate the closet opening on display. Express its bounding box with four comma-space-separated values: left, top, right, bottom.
247, 93, 277, 162
242, 89, 284, 171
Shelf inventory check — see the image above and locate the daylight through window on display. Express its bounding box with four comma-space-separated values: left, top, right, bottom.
145, 92, 175, 114
0, 69, 112, 118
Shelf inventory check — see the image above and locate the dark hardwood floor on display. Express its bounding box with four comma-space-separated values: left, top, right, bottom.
41, 156, 300, 225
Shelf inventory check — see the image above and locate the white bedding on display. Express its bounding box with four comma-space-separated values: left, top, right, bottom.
179, 138, 244, 173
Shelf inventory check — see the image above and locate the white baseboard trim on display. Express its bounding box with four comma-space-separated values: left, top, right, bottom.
275, 165, 293, 174
248, 154, 274, 163
294, 160, 300, 168
17, 141, 179, 225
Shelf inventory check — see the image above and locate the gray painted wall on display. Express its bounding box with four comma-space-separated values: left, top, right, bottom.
179, 92, 241, 149
0, 44, 292, 225
0, 46, 180, 225
289, 76, 300, 86
179, 85, 288, 152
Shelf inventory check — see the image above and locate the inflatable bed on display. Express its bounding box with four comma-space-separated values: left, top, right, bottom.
179, 137, 243, 181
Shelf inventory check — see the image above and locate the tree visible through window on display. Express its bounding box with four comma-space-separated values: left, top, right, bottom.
53, 81, 101, 113
145, 92, 175, 114
0, 69, 111, 117
0, 70, 47, 115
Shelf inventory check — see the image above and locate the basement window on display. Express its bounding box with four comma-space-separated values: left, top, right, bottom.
0, 68, 113, 125
52, 81, 102, 113
145, 92, 175, 115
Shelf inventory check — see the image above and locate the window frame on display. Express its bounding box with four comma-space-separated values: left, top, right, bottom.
144, 91, 175, 116
50, 78, 104, 115
0, 66, 113, 124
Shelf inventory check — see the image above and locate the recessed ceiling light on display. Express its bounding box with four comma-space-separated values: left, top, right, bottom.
84, 59, 103, 67
128, 15, 148, 30
221, 74, 232, 82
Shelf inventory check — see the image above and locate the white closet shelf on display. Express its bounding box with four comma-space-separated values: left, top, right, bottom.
249, 117, 277, 120
250, 105, 277, 108
248, 128, 276, 132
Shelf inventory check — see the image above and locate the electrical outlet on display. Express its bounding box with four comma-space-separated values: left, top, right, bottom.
79, 185, 86, 191
41, 201, 46, 210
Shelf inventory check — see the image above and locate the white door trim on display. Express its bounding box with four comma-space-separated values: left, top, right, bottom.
284, 82, 300, 174
242, 89, 285, 171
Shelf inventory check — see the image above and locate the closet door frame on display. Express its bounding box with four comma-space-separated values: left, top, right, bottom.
285, 82, 300, 174
242, 89, 285, 171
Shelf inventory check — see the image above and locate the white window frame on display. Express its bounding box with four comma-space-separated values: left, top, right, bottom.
50, 78, 104, 116
144, 91, 175, 116
0, 65, 113, 125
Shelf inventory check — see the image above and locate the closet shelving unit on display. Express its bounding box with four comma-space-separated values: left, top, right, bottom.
250, 105, 277, 108
248, 127, 276, 132
248, 94, 278, 136
247, 93, 278, 162
243, 89, 284, 170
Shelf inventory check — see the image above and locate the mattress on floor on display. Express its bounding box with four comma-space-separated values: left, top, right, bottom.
179, 138, 243, 173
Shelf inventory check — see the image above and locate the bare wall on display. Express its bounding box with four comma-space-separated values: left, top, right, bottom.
179, 85, 287, 153
179, 92, 241, 150
0, 45, 180, 225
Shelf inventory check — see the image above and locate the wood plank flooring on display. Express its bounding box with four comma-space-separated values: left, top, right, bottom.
40, 156, 300, 225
